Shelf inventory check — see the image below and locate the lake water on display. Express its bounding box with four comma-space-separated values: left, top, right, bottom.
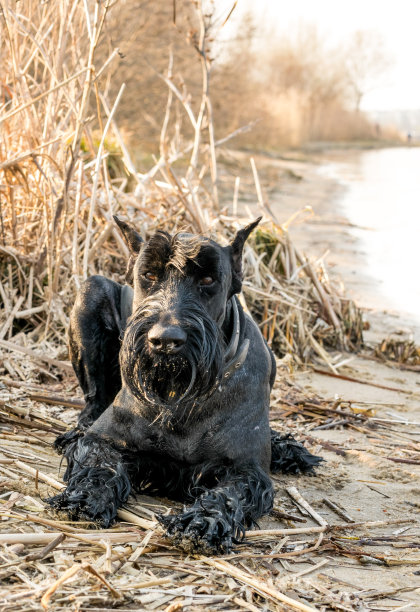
320, 147, 420, 325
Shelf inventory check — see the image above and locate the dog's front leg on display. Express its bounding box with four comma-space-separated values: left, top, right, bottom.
159, 464, 274, 553
47, 433, 130, 527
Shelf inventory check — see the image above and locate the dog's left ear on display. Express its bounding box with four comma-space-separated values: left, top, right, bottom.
229, 217, 262, 295
114, 216, 144, 284
113, 215, 143, 254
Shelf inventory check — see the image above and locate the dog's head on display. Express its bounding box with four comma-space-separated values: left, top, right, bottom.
115, 216, 261, 413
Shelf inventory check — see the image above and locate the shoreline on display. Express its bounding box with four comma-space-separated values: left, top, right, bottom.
251, 147, 420, 601
237, 146, 420, 344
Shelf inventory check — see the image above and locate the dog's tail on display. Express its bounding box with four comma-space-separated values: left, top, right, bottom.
270, 430, 323, 474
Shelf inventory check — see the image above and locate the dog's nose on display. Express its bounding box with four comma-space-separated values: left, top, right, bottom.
148, 324, 187, 354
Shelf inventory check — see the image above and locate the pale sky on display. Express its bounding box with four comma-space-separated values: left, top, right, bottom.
217, 0, 420, 111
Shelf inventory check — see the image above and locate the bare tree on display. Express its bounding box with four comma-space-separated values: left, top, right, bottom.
343, 30, 392, 112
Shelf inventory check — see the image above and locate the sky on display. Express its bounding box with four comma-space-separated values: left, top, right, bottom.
216, 0, 420, 112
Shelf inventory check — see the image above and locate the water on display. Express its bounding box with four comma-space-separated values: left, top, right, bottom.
320, 147, 420, 324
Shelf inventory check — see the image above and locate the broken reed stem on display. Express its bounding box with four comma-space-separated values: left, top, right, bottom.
206, 95, 219, 209
245, 517, 414, 539
71, 160, 84, 288
250, 156, 265, 212
234, 532, 325, 560
40, 561, 121, 609
14, 460, 64, 490
0, 532, 141, 545
286, 487, 328, 526
82, 82, 126, 278
159, 51, 174, 161
323, 497, 354, 523
203, 558, 317, 612
187, 1, 209, 177
232, 176, 240, 215
28, 392, 84, 409
245, 526, 327, 538
25, 533, 66, 562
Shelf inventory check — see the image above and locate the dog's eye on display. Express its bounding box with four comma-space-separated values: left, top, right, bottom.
144, 272, 158, 282
199, 276, 214, 286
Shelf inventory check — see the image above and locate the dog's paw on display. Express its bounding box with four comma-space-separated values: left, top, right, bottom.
47, 464, 131, 528
158, 508, 240, 554
47, 485, 117, 528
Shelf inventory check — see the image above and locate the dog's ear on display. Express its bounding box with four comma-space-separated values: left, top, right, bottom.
114, 216, 143, 284
229, 217, 261, 294
113, 215, 143, 254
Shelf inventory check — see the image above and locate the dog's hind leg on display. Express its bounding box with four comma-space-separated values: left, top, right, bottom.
270, 430, 324, 474
159, 463, 274, 553
48, 432, 131, 527
55, 276, 128, 453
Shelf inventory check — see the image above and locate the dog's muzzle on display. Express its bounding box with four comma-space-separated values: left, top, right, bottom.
119, 288, 248, 410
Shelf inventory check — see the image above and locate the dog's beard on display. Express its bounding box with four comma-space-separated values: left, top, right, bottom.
120, 295, 224, 416
134, 350, 196, 405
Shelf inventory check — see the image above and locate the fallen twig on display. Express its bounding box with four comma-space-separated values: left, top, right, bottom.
323, 498, 354, 523
286, 486, 328, 527
28, 392, 84, 409
312, 367, 409, 393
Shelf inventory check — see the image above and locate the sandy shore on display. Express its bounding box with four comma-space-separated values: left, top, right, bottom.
250, 148, 420, 344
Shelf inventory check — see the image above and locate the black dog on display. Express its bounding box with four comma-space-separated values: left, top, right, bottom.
49, 216, 321, 552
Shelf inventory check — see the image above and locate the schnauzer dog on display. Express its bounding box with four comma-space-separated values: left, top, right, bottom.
48, 216, 321, 552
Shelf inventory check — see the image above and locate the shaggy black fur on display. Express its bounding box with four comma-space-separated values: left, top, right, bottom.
49, 434, 131, 527
270, 431, 323, 474
49, 216, 323, 553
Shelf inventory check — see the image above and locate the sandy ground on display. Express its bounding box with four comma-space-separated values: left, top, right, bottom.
243, 149, 420, 607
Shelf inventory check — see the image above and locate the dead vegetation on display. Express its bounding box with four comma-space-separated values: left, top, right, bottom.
1, 2, 418, 611
373, 337, 420, 370
72, 1, 400, 151
1, 369, 420, 611
0, 0, 363, 368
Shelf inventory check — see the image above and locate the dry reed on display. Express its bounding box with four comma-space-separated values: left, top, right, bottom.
1, 376, 419, 611
0, 1, 363, 374
1, 8, 419, 611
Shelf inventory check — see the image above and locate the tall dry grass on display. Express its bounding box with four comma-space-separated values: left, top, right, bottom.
211, 17, 398, 148
0, 0, 363, 371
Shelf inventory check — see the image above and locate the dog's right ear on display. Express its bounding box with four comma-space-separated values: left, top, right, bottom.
113, 215, 143, 254
229, 217, 262, 296
114, 216, 143, 284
